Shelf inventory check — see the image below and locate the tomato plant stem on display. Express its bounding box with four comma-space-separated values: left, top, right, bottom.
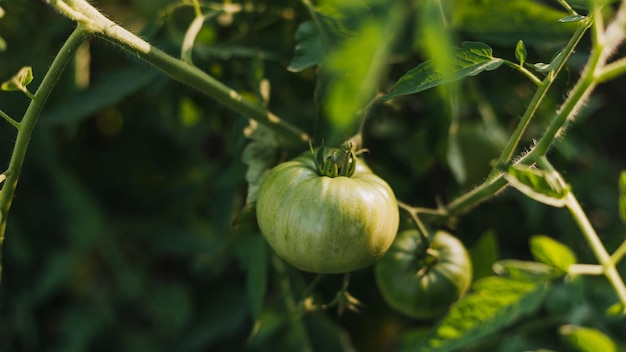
47, 0, 310, 146
565, 192, 626, 313
610, 240, 626, 267
489, 19, 591, 179
0, 25, 89, 281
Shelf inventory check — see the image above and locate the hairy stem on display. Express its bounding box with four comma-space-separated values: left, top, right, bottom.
489, 19, 591, 179
0, 26, 89, 280
47, 0, 309, 146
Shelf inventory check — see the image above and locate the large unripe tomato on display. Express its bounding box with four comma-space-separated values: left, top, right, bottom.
375, 229, 472, 319
256, 145, 399, 274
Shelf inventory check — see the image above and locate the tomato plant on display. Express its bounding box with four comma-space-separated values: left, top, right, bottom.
256, 144, 399, 273
3, 0, 626, 351
375, 229, 472, 319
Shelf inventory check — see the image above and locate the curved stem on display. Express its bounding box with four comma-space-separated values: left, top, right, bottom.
47, 0, 309, 146
398, 201, 432, 244
501, 60, 542, 86
565, 192, 626, 313
0, 25, 89, 281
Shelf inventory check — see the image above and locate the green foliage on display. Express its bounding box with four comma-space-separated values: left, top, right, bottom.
1, 66, 33, 94
2, 0, 626, 351
384, 42, 503, 99
530, 235, 577, 273
411, 276, 550, 352
559, 325, 618, 352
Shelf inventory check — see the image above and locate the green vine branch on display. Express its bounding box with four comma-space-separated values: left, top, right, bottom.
399, 1, 626, 312
46, 0, 310, 146
0, 25, 89, 280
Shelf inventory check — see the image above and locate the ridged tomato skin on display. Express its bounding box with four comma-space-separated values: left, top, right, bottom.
256, 152, 399, 274
375, 230, 472, 319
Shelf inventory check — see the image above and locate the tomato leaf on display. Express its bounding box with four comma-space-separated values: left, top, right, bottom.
241, 121, 278, 206
529, 235, 577, 273
1, 66, 34, 92
515, 40, 527, 67
559, 325, 618, 352
619, 171, 626, 224
559, 15, 588, 23
287, 2, 347, 72
492, 259, 558, 281
410, 276, 549, 352
384, 42, 503, 100
505, 165, 570, 207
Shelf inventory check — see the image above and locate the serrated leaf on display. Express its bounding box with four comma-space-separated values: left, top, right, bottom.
559, 325, 617, 352
242, 121, 278, 206
505, 165, 570, 207
530, 235, 577, 273
288, 22, 326, 72
288, 3, 347, 72
619, 171, 626, 224
384, 42, 503, 100
410, 276, 549, 352
1, 66, 34, 92
493, 259, 558, 281
515, 40, 527, 67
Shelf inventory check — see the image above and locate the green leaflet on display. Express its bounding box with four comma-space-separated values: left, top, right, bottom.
384, 42, 503, 100
505, 164, 570, 207
530, 235, 577, 274
410, 276, 549, 352
1, 66, 33, 92
559, 325, 618, 352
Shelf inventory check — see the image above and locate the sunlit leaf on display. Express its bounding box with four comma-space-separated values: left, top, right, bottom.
515, 40, 527, 67
559, 15, 588, 23
493, 260, 557, 281
1, 66, 34, 92
384, 42, 503, 100
505, 165, 570, 207
408, 276, 549, 352
530, 235, 577, 273
559, 325, 618, 352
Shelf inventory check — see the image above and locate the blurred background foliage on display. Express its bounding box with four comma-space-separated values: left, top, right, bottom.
0, 0, 625, 351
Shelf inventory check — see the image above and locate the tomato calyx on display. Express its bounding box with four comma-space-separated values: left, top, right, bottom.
415, 247, 440, 277
310, 142, 357, 178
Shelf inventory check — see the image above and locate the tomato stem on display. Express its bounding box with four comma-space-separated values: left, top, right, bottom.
398, 201, 432, 248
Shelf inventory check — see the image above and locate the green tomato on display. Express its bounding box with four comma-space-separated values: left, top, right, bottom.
256, 150, 399, 274
375, 229, 472, 319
